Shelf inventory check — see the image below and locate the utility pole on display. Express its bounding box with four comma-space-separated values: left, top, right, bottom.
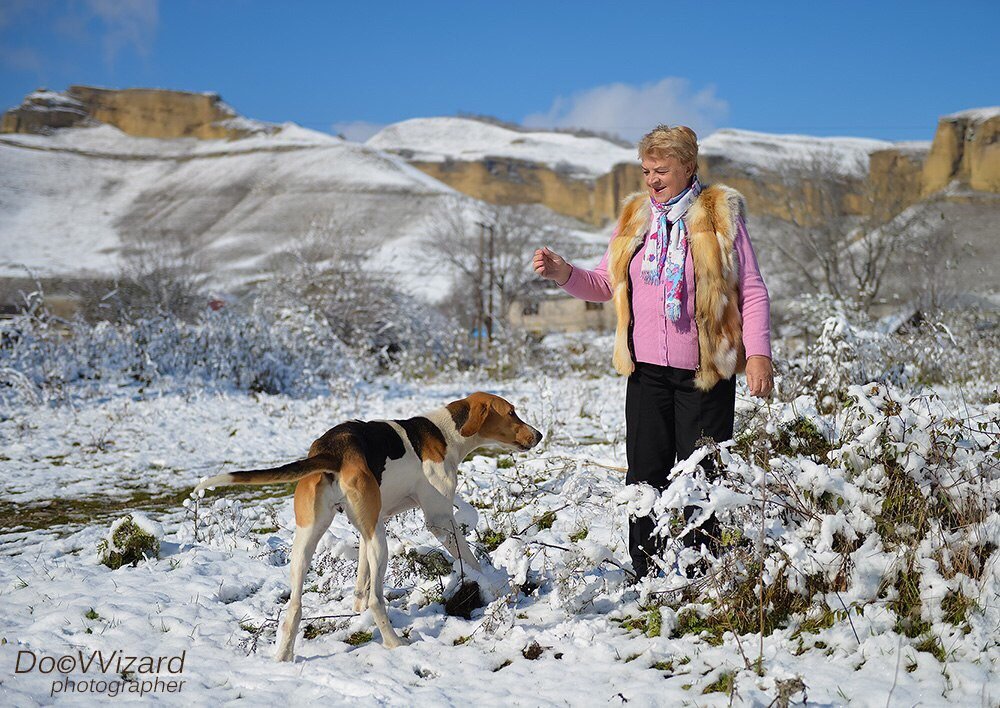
476, 221, 486, 352
486, 222, 495, 343
475, 220, 497, 350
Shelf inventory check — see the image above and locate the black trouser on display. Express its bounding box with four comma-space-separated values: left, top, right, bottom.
624, 362, 736, 577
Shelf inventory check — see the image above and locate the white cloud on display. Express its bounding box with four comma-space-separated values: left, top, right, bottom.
0, 45, 44, 74
0, 0, 36, 30
0, 0, 158, 76
332, 120, 387, 143
84, 0, 159, 67
523, 77, 729, 142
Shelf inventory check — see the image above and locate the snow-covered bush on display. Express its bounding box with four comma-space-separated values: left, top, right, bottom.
777, 298, 999, 408
0, 302, 367, 406
636, 382, 999, 659
0, 275, 483, 408
180, 493, 285, 556
255, 233, 473, 379
97, 513, 162, 569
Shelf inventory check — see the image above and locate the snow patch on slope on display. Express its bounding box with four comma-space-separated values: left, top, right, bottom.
945, 106, 1000, 122
700, 128, 895, 177
0, 123, 461, 294
367, 117, 636, 179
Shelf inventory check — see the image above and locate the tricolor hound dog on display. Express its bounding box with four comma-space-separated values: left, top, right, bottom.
195, 392, 542, 661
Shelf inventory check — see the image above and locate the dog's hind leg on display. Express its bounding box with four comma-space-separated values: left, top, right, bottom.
352, 534, 370, 613
340, 455, 407, 649
275, 473, 338, 662
363, 522, 407, 648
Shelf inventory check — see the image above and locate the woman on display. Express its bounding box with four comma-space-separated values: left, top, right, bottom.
533, 125, 773, 579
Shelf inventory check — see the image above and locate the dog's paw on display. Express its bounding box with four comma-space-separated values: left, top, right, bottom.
383, 634, 410, 649
472, 566, 511, 601
352, 596, 369, 613
274, 648, 294, 662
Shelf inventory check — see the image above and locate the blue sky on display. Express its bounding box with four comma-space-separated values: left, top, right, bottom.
1, 0, 997, 143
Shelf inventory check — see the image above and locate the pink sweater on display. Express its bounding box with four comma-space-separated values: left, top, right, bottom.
562, 216, 772, 370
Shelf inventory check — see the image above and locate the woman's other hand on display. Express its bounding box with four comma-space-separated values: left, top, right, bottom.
745, 355, 774, 398
533, 247, 572, 286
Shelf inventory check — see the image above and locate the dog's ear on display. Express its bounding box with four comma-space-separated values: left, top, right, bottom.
458, 392, 493, 437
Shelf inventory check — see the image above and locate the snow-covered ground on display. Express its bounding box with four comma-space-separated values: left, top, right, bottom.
1, 344, 997, 706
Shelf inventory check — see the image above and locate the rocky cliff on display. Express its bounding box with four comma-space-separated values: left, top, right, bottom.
1, 86, 273, 140
375, 125, 933, 228
375, 112, 998, 228
922, 108, 1000, 195
367, 118, 636, 226
408, 157, 603, 225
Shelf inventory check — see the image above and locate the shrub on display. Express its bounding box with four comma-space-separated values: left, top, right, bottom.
636, 381, 998, 658
97, 514, 161, 569
345, 630, 373, 646
403, 548, 454, 579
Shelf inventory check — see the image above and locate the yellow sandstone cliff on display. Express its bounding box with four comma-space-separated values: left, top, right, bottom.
1, 85, 272, 140
922, 109, 1000, 195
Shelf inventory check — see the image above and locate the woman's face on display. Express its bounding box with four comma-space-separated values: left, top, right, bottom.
641, 153, 695, 203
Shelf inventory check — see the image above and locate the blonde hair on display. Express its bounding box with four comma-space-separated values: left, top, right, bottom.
637, 125, 699, 172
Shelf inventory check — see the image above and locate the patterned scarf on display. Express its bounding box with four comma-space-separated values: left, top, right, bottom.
640, 175, 702, 320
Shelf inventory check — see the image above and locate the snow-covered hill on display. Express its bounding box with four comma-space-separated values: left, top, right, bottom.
367, 118, 932, 180
0, 123, 495, 300
700, 129, 918, 177
367, 117, 635, 179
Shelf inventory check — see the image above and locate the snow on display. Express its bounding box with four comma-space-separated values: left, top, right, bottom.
0, 122, 601, 303
700, 128, 895, 177
21, 90, 87, 111
127, 512, 164, 539
0, 328, 997, 705
891, 140, 933, 154
0, 123, 469, 298
367, 117, 636, 179
944, 106, 1000, 122
3, 100, 998, 706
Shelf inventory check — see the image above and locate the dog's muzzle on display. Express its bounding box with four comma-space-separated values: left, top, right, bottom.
518, 426, 544, 450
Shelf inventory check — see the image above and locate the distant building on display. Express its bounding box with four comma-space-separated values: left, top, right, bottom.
509, 283, 614, 333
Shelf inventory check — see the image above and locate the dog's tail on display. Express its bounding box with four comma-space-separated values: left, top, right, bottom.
195, 455, 338, 493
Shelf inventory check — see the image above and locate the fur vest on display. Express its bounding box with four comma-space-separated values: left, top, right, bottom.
609, 184, 747, 391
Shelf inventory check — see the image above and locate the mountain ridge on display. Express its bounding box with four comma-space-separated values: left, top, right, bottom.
1, 87, 996, 314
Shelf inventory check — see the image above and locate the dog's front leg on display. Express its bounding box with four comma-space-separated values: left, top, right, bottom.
425, 514, 483, 574
420, 470, 484, 574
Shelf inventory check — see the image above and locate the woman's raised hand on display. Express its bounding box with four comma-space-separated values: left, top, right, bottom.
533, 247, 572, 286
